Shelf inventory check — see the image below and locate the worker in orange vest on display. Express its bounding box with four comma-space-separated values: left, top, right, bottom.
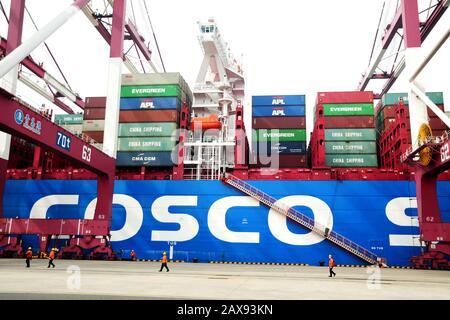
328, 254, 336, 277
159, 251, 169, 272
48, 248, 56, 268
130, 250, 136, 261
25, 247, 33, 268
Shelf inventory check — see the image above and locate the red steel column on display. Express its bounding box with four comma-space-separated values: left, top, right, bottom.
0, 0, 26, 217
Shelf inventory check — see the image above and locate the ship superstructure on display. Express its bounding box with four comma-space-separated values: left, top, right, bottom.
184, 18, 245, 180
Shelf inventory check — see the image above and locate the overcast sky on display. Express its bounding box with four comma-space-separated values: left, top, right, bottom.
0, 0, 448, 137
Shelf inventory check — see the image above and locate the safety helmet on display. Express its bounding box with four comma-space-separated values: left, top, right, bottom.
163, 251, 166, 255
28, 247, 31, 250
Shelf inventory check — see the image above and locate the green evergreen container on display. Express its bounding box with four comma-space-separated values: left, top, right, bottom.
118, 122, 178, 137
325, 141, 377, 154
255, 129, 307, 142
117, 137, 177, 152
325, 154, 378, 167
121, 85, 181, 98
323, 103, 374, 116
325, 129, 376, 141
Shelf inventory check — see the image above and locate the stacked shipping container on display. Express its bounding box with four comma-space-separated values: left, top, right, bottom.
117, 73, 192, 167
376, 92, 447, 137
377, 92, 447, 170
312, 91, 378, 168
82, 97, 106, 147
251, 95, 307, 167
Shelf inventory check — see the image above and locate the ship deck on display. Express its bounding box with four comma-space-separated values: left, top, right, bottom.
0, 259, 449, 300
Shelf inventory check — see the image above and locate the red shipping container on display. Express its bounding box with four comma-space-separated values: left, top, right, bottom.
85, 97, 107, 108
317, 91, 373, 104
119, 110, 179, 123
83, 131, 104, 143
324, 115, 375, 128
252, 116, 306, 129
84, 108, 106, 120
257, 154, 307, 168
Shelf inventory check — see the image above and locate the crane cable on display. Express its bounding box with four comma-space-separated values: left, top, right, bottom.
25, 5, 73, 92
142, 0, 166, 72
368, 1, 386, 67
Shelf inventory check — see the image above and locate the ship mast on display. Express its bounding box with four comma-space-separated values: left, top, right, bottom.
184, 18, 245, 180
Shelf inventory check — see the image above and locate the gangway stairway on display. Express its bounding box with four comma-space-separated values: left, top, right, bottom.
222, 174, 379, 265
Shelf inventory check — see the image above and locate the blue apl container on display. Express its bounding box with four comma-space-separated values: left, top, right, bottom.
116, 151, 174, 167
252, 95, 305, 106
120, 97, 180, 110
257, 141, 307, 155
252, 105, 305, 117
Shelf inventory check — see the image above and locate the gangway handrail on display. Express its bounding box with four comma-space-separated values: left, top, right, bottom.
223, 173, 379, 264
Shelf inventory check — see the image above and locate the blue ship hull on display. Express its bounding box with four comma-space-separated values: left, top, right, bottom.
4, 180, 450, 266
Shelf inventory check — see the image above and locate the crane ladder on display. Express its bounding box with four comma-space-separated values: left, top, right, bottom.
222, 174, 378, 265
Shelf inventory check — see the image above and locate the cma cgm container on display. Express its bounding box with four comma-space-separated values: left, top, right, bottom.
116, 151, 174, 167
252, 95, 305, 106
252, 105, 305, 117
252, 117, 306, 129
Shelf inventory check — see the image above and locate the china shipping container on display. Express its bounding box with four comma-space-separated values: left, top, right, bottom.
118, 122, 178, 137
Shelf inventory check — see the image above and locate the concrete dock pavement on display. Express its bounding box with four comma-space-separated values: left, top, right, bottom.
0, 259, 449, 300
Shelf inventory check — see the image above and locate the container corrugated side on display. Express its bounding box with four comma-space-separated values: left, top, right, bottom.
120, 85, 181, 98
83, 108, 105, 120
118, 122, 178, 137
252, 95, 306, 106
82, 120, 105, 132
116, 151, 174, 167
255, 129, 307, 142
252, 105, 305, 117
324, 129, 377, 141
324, 116, 375, 128
382, 92, 444, 106
323, 103, 374, 116
252, 117, 306, 129
317, 91, 374, 104
59, 124, 83, 134
119, 110, 179, 123
325, 141, 377, 154
325, 154, 378, 167
120, 97, 180, 110
117, 137, 177, 152
54, 114, 83, 124
257, 141, 307, 155
85, 97, 106, 108
256, 154, 308, 168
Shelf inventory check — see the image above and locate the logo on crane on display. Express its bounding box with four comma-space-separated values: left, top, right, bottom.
14, 109, 42, 135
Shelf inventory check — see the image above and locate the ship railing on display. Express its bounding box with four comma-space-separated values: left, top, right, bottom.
224, 173, 378, 263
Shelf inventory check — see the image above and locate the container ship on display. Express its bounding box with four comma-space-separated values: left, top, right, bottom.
0, 6, 449, 270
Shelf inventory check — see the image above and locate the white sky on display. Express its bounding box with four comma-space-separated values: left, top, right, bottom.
0, 0, 449, 138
